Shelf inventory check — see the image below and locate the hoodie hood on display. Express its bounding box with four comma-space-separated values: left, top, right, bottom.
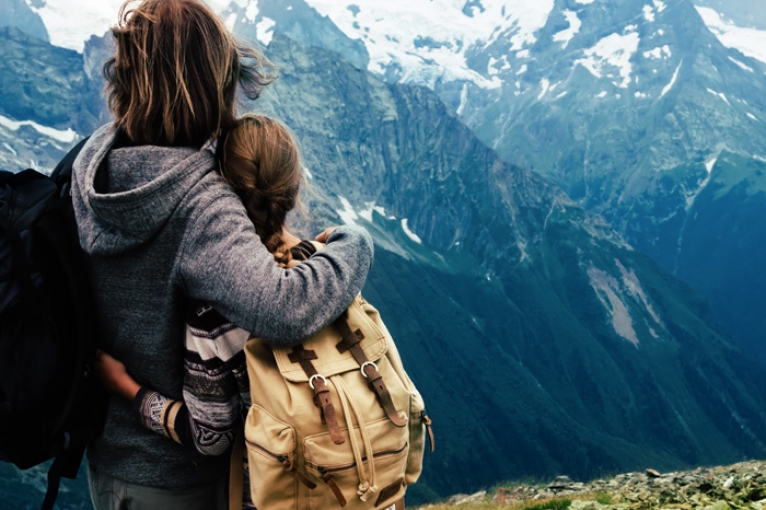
72, 124, 217, 255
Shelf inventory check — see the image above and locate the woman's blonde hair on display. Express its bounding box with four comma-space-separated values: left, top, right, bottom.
103, 0, 275, 147
218, 115, 303, 265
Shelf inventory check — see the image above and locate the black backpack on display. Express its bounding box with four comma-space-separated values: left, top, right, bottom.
0, 139, 106, 510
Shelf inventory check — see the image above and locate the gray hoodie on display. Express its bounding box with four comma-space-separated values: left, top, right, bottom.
72, 124, 373, 488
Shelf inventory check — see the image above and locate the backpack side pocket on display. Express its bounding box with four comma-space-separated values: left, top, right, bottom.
245, 405, 299, 510
404, 391, 432, 486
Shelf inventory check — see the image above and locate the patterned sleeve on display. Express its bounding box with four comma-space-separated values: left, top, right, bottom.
132, 301, 251, 456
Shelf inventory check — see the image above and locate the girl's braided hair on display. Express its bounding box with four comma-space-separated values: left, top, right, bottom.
217, 115, 302, 265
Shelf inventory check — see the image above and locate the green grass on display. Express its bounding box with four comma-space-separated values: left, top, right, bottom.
521, 498, 572, 510
595, 493, 613, 505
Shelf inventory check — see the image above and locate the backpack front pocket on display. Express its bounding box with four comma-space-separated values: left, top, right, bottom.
245, 404, 300, 510
303, 417, 408, 510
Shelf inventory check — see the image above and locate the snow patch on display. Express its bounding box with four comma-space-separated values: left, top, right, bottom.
705, 155, 718, 175
696, 7, 766, 65
245, 1, 260, 22
516, 64, 528, 75
643, 4, 655, 23
574, 0, 595, 4
401, 219, 422, 244
635, 91, 648, 98
596, 91, 608, 98
3, 143, 17, 156
660, 62, 681, 98
358, 202, 376, 222
728, 56, 754, 73
301, 164, 313, 180
336, 196, 359, 226
374, 206, 395, 220
0, 115, 78, 143
747, 112, 758, 121
256, 17, 276, 46
684, 154, 718, 211
537, 78, 550, 100
552, 10, 581, 49
456, 83, 469, 115
574, 30, 641, 88
706, 88, 730, 104
653, 0, 667, 12
643, 45, 671, 59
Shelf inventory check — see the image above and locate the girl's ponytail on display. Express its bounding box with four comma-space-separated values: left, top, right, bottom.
218, 115, 302, 265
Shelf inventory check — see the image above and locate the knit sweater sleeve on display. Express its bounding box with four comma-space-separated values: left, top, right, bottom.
178, 192, 373, 346
133, 306, 251, 456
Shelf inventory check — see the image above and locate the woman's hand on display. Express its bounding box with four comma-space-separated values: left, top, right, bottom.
95, 349, 142, 401
314, 227, 338, 244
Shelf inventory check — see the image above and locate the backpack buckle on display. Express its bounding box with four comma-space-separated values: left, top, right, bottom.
360, 361, 378, 378
308, 374, 327, 390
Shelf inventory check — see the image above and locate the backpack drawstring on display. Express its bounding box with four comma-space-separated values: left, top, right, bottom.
332, 375, 378, 501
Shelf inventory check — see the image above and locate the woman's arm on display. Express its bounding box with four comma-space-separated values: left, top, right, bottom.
95, 349, 141, 401
95, 313, 251, 456
179, 192, 373, 347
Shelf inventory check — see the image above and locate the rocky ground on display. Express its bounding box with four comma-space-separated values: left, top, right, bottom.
421, 460, 766, 510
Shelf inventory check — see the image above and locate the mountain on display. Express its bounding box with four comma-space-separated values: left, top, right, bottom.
694, 0, 766, 30
3, 5, 766, 506
0, 0, 48, 42
215, 0, 766, 367
245, 33, 766, 499
0, 26, 105, 171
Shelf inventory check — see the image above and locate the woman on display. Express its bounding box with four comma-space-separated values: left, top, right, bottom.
73, 2, 373, 509
97, 114, 333, 509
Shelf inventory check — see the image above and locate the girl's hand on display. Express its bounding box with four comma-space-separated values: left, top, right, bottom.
95, 349, 142, 401
281, 230, 302, 249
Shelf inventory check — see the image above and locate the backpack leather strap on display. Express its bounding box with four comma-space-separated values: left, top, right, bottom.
334, 318, 406, 427
288, 345, 345, 444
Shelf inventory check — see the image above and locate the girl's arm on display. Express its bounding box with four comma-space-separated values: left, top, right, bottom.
95, 314, 251, 456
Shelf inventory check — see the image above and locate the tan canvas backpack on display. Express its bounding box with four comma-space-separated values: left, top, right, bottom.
242, 264, 434, 510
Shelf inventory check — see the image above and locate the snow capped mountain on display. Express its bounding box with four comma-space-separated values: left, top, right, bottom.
303, 0, 555, 90
23, 0, 123, 51
19, 0, 766, 89
695, 6, 766, 64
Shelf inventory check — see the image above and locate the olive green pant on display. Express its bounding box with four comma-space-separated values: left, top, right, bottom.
88, 464, 228, 510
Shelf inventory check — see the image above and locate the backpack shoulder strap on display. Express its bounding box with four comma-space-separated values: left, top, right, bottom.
39, 136, 95, 510
50, 136, 89, 190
